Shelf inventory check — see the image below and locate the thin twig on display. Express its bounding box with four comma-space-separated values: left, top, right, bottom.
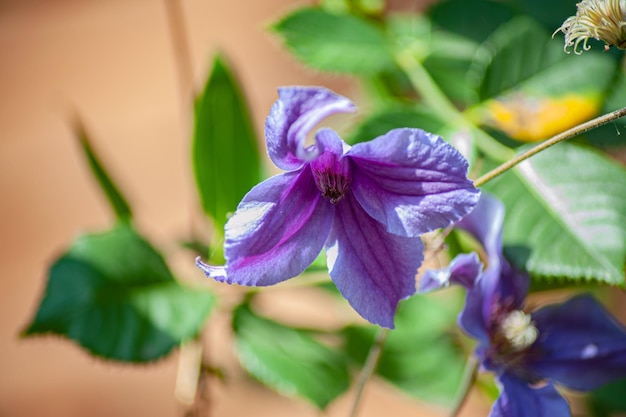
348, 328, 389, 417
447, 355, 479, 417
474, 106, 626, 187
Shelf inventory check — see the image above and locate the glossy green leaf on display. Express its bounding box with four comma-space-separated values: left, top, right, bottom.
232, 303, 350, 409
343, 292, 467, 405
468, 18, 616, 103
483, 143, 626, 286
272, 7, 395, 75
74, 119, 132, 221
24, 224, 215, 362
192, 54, 260, 230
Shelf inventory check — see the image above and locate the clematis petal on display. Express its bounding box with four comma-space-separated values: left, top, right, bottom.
348, 128, 479, 238
458, 280, 490, 343
325, 192, 422, 328
458, 193, 528, 325
265, 86, 356, 171
528, 294, 626, 391
198, 169, 334, 286
490, 373, 571, 417
419, 252, 482, 292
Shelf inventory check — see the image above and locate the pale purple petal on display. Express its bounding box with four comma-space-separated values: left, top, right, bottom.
326, 192, 422, 328
202, 169, 334, 286
265, 86, 356, 171
419, 252, 482, 292
347, 128, 479, 237
490, 373, 571, 417
528, 294, 626, 391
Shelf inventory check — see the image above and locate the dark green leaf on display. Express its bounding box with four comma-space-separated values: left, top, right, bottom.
583, 70, 626, 148
348, 105, 445, 144
74, 118, 132, 221
232, 303, 350, 409
428, 0, 515, 44
514, 0, 584, 33
468, 17, 616, 103
588, 376, 626, 417
483, 143, 626, 286
272, 7, 395, 75
24, 224, 215, 362
343, 292, 467, 405
192, 53, 260, 231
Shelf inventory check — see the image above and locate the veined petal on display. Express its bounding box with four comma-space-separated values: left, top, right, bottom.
204, 169, 334, 286
348, 128, 479, 237
326, 192, 422, 328
419, 252, 482, 292
528, 294, 626, 391
265, 86, 356, 171
490, 373, 571, 417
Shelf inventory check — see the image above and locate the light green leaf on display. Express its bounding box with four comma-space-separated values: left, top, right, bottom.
74, 118, 133, 221
272, 7, 395, 74
233, 303, 350, 409
23, 224, 215, 362
192, 53, 260, 231
483, 143, 626, 285
343, 291, 467, 405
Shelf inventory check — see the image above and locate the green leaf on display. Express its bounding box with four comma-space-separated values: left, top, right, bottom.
272, 7, 395, 75
428, 0, 515, 44
348, 104, 445, 144
192, 53, 260, 231
232, 303, 350, 409
343, 291, 467, 405
483, 143, 626, 286
583, 69, 626, 148
513, 0, 584, 33
24, 224, 215, 362
468, 17, 616, 103
74, 118, 133, 221
588, 376, 626, 417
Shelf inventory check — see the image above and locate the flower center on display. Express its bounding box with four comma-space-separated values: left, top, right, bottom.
314, 170, 350, 204
310, 152, 351, 204
499, 310, 538, 351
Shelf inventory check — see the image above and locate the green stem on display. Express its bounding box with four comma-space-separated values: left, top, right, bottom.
394, 50, 514, 163
474, 106, 626, 187
348, 328, 389, 417
447, 356, 479, 417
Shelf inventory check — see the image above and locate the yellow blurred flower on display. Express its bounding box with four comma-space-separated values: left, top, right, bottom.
485, 94, 599, 142
554, 0, 626, 54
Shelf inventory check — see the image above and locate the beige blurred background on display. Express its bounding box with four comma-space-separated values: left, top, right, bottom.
0, 1, 493, 416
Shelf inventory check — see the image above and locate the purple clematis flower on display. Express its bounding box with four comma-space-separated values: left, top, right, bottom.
421, 193, 626, 417
196, 86, 480, 328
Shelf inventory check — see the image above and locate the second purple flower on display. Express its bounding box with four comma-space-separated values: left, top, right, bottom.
197, 86, 480, 327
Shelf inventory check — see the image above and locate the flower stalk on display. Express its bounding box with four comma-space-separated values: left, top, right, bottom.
348, 328, 389, 417
474, 106, 626, 187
